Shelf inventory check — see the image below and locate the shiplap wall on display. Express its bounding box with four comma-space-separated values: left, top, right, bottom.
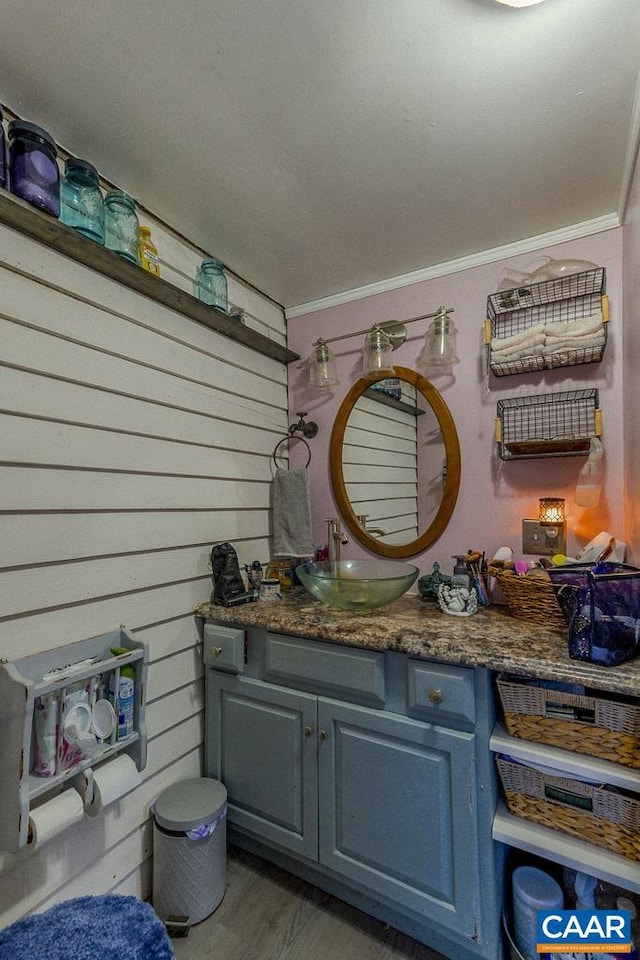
342, 389, 419, 545
0, 214, 288, 923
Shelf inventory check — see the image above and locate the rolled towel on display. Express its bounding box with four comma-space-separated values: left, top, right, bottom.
272, 467, 315, 558
492, 334, 546, 359
491, 321, 546, 353
543, 332, 605, 354
545, 313, 603, 339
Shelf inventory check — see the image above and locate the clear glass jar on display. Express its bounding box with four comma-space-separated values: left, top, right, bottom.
197, 258, 228, 312
104, 190, 140, 264
60, 158, 104, 244
8, 120, 60, 216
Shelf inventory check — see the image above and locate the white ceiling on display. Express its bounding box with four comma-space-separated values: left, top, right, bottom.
2, 0, 639, 310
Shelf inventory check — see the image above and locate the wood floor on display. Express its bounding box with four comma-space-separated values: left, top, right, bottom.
171, 846, 447, 960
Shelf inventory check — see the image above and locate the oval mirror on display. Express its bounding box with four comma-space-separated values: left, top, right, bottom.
329, 367, 461, 558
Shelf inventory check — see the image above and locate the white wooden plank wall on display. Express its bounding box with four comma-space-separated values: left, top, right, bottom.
0, 220, 288, 923
342, 391, 419, 544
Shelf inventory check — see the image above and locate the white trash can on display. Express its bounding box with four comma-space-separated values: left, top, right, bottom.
152, 777, 227, 933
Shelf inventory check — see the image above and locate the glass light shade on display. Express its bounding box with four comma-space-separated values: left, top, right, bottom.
308, 339, 339, 388
362, 326, 395, 378
539, 498, 565, 524
422, 313, 460, 366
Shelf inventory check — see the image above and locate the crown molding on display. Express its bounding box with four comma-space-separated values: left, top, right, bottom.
285, 213, 620, 319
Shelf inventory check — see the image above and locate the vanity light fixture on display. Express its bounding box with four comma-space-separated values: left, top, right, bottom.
309, 338, 339, 387
306, 305, 455, 388
362, 325, 395, 378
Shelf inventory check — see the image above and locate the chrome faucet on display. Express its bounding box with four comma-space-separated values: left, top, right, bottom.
324, 518, 349, 562
356, 514, 387, 537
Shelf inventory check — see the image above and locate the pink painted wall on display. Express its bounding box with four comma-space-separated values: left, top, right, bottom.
287, 231, 625, 579
622, 155, 640, 562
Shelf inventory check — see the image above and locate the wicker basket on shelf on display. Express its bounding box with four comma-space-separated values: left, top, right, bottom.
497, 677, 640, 769
496, 572, 566, 629
496, 756, 640, 861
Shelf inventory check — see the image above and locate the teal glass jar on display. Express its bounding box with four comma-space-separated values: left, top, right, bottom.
60, 158, 104, 244
197, 258, 228, 312
104, 190, 140, 264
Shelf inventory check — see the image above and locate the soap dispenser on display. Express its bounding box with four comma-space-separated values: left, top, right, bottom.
451, 556, 470, 589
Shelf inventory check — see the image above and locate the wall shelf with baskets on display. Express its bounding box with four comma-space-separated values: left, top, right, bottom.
495, 387, 602, 460
490, 673, 640, 893
485, 268, 608, 377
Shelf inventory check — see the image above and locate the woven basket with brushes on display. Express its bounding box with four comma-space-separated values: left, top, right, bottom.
496, 571, 566, 629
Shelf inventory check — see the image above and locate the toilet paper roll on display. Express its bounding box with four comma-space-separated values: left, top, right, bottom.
86, 753, 142, 817
28, 789, 84, 849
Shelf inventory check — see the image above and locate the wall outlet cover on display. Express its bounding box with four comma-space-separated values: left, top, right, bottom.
522, 519, 566, 557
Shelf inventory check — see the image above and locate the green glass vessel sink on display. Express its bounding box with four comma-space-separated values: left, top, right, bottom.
295, 559, 419, 611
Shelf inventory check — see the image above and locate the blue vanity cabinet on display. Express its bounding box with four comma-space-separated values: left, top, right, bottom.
317, 698, 480, 940
203, 628, 502, 960
206, 672, 319, 860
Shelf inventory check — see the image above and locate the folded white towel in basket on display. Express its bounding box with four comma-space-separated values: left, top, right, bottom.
272, 467, 315, 558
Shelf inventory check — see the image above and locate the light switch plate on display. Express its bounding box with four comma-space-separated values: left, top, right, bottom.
522, 519, 566, 556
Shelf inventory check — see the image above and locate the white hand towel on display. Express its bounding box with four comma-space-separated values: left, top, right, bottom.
272, 467, 315, 558
543, 332, 605, 354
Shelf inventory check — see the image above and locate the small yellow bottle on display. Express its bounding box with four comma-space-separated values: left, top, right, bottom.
138, 225, 160, 276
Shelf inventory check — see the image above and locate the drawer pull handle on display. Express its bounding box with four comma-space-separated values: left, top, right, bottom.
303, 725, 312, 737
318, 729, 327, 741
210, 646, 223, 657
428, 688, 443, 704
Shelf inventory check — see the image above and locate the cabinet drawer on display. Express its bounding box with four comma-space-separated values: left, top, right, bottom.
407, 660, 475, 725
203, 624, 245, 673
265, 634, 386, 705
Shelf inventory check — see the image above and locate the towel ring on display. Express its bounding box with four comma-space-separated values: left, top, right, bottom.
272, 434, 311, 469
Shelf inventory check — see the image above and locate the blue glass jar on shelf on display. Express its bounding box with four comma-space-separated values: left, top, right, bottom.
8, 120, 60, 217
197, 258, 228, 312
60, 158, 104, 244
104, 190, 140, 264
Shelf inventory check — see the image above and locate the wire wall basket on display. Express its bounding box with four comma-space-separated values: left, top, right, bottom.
486, 268, 608, 377
495, 388, 601, 460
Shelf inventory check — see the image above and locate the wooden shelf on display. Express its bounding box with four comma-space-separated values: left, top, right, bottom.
0, 189, 299, 366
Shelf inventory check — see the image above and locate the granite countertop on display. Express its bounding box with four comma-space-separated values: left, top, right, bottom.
196, 590, 640, 697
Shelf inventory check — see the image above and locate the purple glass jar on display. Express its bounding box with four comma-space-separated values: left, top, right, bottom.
8, 120, 60, 216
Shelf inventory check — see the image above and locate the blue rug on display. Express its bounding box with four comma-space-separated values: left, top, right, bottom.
0, 894, 174, 960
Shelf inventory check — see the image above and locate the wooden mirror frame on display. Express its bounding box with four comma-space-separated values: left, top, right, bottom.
329, 367, 461, 558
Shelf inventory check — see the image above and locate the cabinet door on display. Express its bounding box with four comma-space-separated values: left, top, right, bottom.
205, 673, 318, 859
318, 698, 481, 940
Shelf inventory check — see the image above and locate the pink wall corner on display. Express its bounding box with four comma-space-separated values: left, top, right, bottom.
287, 231, 625, 577
622, 153, 640, 563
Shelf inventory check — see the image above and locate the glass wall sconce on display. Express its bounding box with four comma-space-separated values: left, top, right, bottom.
309, 338, 339, 388
421, 308, 460, 367
362, 325, 395, 378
